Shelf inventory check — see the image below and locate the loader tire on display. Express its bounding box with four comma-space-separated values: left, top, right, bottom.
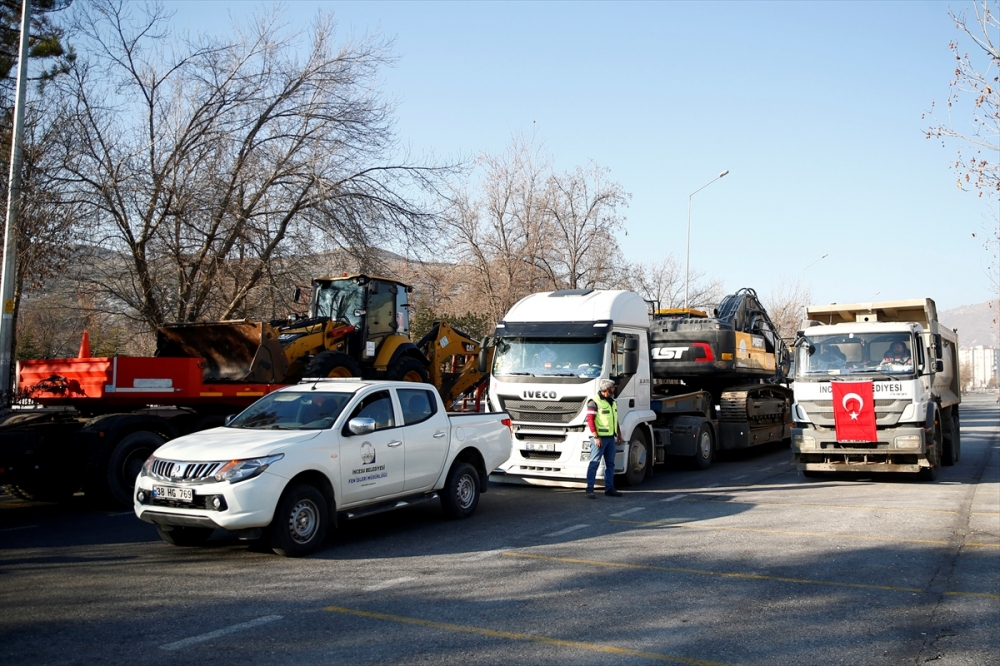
304, 351, 361, 379
387, 357, 430, 383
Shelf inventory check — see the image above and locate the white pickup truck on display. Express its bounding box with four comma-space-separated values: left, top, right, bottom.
133, 380, 512, 556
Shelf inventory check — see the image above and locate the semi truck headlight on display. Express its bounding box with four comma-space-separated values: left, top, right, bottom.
792, 434, 816, 450
894, 436, 921, 450
213, 454, 284, 484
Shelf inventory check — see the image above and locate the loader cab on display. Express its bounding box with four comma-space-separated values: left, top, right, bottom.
310, 275, 412, 364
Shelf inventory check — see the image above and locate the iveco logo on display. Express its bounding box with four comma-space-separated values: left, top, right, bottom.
523, 390, 558, 400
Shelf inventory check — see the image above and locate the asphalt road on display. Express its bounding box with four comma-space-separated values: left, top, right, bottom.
1, 394, 997, 665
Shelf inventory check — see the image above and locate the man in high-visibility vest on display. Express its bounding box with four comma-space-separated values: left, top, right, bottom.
585, 378, 623, 499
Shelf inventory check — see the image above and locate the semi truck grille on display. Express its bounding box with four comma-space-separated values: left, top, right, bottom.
149, 459, 224, 482
500, 398, 585, 424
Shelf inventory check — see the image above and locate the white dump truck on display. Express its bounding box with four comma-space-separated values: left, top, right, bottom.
791, 298, 961, 480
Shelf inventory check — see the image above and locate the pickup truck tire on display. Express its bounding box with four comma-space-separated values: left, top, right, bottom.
387, 357, 431, 383
156, 525, 213, 547
107, 431, 165, 507
440, 462, 480, 519
692, 422, 715, 470
268, 483, 329, 557
620, 430, 649, 486
304, 351, 361, 379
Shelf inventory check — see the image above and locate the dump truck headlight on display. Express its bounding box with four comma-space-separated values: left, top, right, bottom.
792, 433, 816, 450
894, 435, 921, 450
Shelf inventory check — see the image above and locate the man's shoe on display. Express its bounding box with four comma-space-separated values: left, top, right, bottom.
604, 490, 623, 497
585, 492, 596, 499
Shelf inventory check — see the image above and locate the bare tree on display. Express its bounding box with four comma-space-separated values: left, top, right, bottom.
625, 256, 723, 312
761, 276, 813, 342
48, 0, 449, 328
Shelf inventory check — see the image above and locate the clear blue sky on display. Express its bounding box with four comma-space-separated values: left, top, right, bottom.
165, 0, 998, 313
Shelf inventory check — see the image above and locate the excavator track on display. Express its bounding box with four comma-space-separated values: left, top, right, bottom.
719, 383, 793, 427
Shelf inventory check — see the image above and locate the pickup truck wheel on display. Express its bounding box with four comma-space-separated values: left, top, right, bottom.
268, 484, 328, 557
620, 431, 648, 487
440, 462, 480, 519
107, 431, 165, 507
692, 422, 715, 470
387, 357, 430, 383
304, 351, 361, 379
156, 525, 213, 547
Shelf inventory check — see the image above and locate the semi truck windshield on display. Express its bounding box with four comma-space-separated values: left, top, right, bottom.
797, 333, 916, 377
493, 337, 605, 378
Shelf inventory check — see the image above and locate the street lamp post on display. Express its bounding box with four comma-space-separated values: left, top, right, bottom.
801, 253, 829, 277
685, 169, 729, 310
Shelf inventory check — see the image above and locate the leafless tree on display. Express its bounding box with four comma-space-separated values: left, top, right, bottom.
47, 0, 449, 329
761, 276, 813, 342
625, 256, 723, 312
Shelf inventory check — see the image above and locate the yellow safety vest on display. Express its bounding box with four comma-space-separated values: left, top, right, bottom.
593, 393, 618, 437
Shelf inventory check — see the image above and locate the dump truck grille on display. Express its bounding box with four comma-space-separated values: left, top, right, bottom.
500, 398, 585, 424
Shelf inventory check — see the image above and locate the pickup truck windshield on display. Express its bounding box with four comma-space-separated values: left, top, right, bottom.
228, 392, 352, 430
796, 332, 916, 378
493, 337, 605, 378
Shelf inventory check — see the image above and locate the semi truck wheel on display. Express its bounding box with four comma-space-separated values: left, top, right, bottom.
156, 525, 213, 547
304, 351, 361, 379
919, 422, 942, 482
620, 430, 649, 486
107, 431, 165, 507
268, 483, 329, 557
387, 357, 430, 383
440, 462, 480, 519
692, 421, 715, 470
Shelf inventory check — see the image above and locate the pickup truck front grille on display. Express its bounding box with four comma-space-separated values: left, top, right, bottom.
149, 459, 225, 483
500, 398, 585, 424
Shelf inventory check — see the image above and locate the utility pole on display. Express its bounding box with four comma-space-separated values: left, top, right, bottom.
0, 0, 32, 398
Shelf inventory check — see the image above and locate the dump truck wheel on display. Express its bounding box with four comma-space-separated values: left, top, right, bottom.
107, 431, 165, 507
387, 357, 430, 383
304, 351, 361, 379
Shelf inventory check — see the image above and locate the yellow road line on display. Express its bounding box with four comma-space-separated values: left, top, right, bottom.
323, 605, 733, 666
609, 518, 952, 546
503, 552, 924, 594
944, 590, 1000, 599
964, 542, 1000, 548
682, 497, 964, 515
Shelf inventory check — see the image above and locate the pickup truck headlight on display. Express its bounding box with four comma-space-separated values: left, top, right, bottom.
213, 454, 284, 484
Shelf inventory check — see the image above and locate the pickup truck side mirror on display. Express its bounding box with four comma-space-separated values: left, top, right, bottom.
348, 417, 377, 435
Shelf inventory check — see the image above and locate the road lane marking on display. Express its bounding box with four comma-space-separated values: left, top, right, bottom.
107, 511, 134, 517
364, 577, 416, 591
610, 507, 645, 517
463, 547, 513, 562
609, 518, 953, 546
944, 590, 1000, 599
0, 525, 38, 532
545, 524, 589, 537
503, 552, 923, 593
662, 494, 687, 502
159, 615, 282, 651
682, 497, 971, 515
731, 475, 748, 480
323, 605, 733, 666
964, 542, 1000, 548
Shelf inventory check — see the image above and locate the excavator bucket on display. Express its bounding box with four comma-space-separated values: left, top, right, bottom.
156, 320, 289, 383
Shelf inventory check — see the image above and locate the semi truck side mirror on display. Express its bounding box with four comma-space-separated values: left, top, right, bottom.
623, 350, 639, 376
934, 360, 944, 372
623, 338, 639, 352
934, 333, 943, 359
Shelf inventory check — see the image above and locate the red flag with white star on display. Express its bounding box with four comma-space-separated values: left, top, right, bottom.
831, 381, 877, 442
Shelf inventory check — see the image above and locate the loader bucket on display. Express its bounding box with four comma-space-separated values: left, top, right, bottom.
156, 320, 288, 383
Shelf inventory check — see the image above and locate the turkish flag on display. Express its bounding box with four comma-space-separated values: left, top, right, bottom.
831, 381, 877, 443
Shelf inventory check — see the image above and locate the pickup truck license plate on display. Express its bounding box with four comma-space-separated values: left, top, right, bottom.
524, 442, 555, 452
153, 485, 193, 502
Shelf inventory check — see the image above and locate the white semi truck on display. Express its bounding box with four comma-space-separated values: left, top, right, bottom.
790, 298, 961, 480
487, 288, 792, 487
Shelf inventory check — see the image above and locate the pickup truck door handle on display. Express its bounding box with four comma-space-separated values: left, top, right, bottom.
433, 431, 446, 438
387, 440, 403, 448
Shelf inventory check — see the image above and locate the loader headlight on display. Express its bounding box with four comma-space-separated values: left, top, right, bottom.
213, 454, 284, 484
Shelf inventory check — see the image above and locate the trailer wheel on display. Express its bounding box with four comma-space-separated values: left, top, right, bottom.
387, 357, 430, 383
440, 462, 480, 519
107, 431, 165, 507
156, 525, 213, 547
620, 430, 649, 487
304, 351, 361, 379
268, 483, 329, 557
692, 422, 715, 470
